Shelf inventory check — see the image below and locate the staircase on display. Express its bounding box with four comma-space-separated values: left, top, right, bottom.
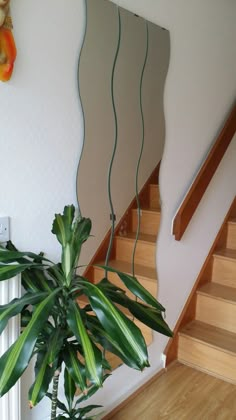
177, 201, 236, 383
82, 165, 161, 369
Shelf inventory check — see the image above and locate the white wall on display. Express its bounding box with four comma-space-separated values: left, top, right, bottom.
0, 0, 235, 419
0, 0, 85, 261
1, 1, 86, 419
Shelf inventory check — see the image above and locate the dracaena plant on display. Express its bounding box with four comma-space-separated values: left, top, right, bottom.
0, 205, 172, 419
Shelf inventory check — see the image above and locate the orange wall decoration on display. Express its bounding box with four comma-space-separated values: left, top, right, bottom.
0, 0, 16, 82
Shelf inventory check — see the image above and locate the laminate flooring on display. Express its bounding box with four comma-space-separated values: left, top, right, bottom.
106, 362, 236, 420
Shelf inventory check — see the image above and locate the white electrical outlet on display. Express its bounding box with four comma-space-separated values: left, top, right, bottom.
0, 217, 10, 243
161, 353, 166, 368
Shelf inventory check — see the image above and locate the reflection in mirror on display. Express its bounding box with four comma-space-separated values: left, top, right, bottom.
77, 0, 170, 369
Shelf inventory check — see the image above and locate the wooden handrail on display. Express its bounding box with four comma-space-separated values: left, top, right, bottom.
173, 101, 236, 240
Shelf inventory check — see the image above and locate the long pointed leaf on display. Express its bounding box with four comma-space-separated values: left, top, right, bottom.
64, 367, 76, 411
75, 375, 110, 405
48, 264, 65, 286
97, 266, 165, 311
0, 292, 47, 334
0, 263, 40, 281
71, 217, 92, 267
52, 207, 91, 286
21, 270, 42, 292
86, 315, 143, 369
52, 206, 75, 284
28, 269, 55, 292
126, 300, 173, 337
0, 249, 51, 264
100, 288, 173, 337
67, 300, 103, 387
22, 267, 55, 294
47, 328, 65, 365
52, 205, 75, 246
28, 351, 54, 407
75, 404, 102, 417
0, 288, 61, 396
79, 281, 149, 370
63, 345, 87, 393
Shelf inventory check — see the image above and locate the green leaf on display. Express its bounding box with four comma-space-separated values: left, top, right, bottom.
52, 206, 75, 284
67, 300, 103, 387
0, 292, 47, 334
21, 309, 32, 328
63, 344, 87, 393
0, 263, 39, 281
75, 404, 102, 418
86, 315, 142, 369
0, 288, 61, 397
28, 351, 54, 407
99, 288, 173, 337
126, 300, 173, 337
70, 217, 92, 267
48, 264, 65, 287
25, 268, 55, 292
47, 328, 65, 365
64, 367, 76, 411
97, 266, 165, 311
0, 249, 51, 264
52, 206, 91, 286
75, 375, 109, 405
52, 205, 75, 246
21, 270, 42, 292
34, 321, 54, 345
79, 281, 149, 371
95, 277, 125, 293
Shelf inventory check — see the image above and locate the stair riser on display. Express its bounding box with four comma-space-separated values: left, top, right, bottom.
149, 185, 160, 209
115, 237, 156, 268
93, 268, 157, 298
178, 336, 236, 383
211, 257, 236, 288
196, 294, 236, 334
131, 210, 161, 235
226, 223, 236, 250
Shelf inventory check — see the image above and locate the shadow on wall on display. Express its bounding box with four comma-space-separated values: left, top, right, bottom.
77, 0, 170, 267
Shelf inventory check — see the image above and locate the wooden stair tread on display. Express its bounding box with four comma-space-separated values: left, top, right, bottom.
198, 282, 236, 304
132, 207, 161, 215
228, 217, 236, 224
213, 248, 236, 261
179, 320, 236, 356
116, 232, 157, 244
95, 259, 157, 281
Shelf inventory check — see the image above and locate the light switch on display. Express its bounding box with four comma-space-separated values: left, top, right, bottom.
0, 217, 10, 242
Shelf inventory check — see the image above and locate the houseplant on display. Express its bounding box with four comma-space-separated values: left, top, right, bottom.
0, 205, 172, 419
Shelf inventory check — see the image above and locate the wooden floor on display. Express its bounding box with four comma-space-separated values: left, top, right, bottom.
106, 363, 236, 420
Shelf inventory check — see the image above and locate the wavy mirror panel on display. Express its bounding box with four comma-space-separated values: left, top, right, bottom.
77, 0, 170, 270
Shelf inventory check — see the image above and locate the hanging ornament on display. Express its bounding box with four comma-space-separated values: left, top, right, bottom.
0, 0, 16, 82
